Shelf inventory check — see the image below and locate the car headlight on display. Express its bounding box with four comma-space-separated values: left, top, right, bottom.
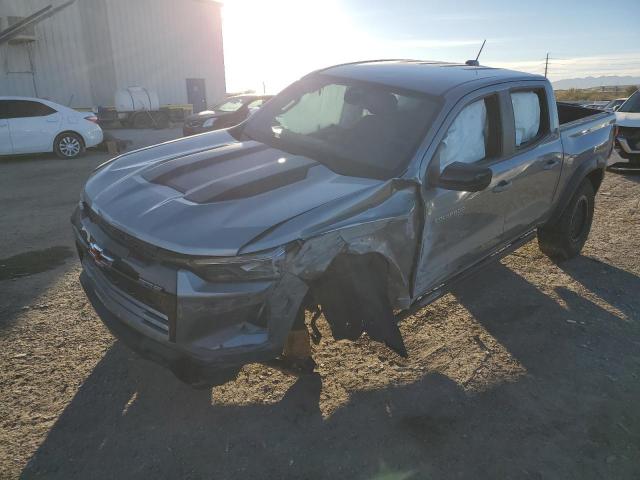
188, 246, 287, 282
202, 117, 216, 128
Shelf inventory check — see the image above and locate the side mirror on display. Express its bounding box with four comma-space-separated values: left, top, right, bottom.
613, 105, 621, 111
435, 162, 493, 192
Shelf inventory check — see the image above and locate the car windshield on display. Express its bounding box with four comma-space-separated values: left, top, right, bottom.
242, 75, 441, 179
618, 91, 640, 113
213, 97, 246, 112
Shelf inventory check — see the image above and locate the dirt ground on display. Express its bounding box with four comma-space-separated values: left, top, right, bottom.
1, 146, 639, 479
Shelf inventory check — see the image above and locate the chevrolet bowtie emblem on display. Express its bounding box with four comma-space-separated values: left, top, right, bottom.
88, 241, 114, 268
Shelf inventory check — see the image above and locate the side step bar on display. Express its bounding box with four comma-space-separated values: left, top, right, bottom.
397, 229, 537, 322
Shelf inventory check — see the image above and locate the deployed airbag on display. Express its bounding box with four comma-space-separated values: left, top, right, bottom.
511, 91, 541, 146
438, 99, 487, 170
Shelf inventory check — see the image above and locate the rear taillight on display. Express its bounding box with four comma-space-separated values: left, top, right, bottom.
84, 115, 99, 124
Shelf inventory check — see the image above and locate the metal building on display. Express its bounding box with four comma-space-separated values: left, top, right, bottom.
0, 0, 225, 111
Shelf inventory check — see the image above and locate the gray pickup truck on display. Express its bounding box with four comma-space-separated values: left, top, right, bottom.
73, 60, 615, 386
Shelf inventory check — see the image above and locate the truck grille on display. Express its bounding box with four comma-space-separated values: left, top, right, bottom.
80, 204, 177, 339
85, 259, 171, 336
618, 127, 640, 150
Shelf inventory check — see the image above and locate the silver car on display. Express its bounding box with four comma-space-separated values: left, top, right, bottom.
73, 60, 614, 386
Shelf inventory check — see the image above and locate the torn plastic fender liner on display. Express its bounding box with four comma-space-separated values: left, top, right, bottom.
312, 253, 408, 357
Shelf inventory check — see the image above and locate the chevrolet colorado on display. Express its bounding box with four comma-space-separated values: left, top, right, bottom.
72, 60, 615, 386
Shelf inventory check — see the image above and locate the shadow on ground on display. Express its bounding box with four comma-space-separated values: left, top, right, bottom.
21, 259, 640, 480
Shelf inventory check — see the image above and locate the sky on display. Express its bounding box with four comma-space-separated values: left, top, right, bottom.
221, 0, 640, 93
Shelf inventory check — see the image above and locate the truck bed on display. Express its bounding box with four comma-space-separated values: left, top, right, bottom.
557, 102, 608, 126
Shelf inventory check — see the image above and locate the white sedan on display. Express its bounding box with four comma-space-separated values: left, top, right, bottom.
0, 96, 103, 158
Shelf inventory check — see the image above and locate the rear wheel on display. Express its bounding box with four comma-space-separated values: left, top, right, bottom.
538, 179, 595, 262
54, 132, 85, 159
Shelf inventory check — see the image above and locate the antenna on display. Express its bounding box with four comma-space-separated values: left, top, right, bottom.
544, 52, 549, 78
465, 39, 486, 66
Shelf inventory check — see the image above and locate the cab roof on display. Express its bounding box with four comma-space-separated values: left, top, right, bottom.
317, 59, 545, 97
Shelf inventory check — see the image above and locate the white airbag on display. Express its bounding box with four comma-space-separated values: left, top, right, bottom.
439, 99, 487, 170
511, 92, 541, 146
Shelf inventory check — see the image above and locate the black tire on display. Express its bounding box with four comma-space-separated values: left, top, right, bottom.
54, 132, 85, 159
538, 179, 595, 262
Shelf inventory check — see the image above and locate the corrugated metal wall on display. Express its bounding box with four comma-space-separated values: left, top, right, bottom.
0, 0, 225, 108
0, 0, 93, 106
105, 0, 226, 107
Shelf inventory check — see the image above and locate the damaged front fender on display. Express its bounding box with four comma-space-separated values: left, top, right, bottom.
271, 180, 423, 356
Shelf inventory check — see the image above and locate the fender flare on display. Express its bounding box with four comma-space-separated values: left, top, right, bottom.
546, 162, 604, 226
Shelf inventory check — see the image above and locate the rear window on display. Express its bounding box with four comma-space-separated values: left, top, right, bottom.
510, 90, 546, 148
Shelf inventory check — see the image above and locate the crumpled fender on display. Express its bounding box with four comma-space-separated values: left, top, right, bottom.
274, 179, 422, 356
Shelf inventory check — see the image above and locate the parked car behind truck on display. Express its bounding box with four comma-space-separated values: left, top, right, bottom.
0, 96, 103, 158
614, 89, 640, 164
182, 94, 273, 136
73, 60, 615, 386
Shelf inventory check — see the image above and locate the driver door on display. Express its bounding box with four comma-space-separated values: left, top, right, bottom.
413, 89, 514, 296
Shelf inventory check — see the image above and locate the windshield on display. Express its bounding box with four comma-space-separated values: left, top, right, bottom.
242, 75, 441, 179
618, 90, 640, 113
213, 97, 246, 112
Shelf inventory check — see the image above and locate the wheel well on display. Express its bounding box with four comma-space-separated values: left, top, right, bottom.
54, 131, 85, 150
586, 168, 604, 193
305, 252, 408, 356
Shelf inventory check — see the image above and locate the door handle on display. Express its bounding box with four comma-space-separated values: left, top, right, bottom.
492, 180, 512, 193
543, 158, 560, 170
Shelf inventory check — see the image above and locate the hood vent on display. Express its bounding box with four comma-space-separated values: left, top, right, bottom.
191, 163, 312, 203
143, 141, 317, 204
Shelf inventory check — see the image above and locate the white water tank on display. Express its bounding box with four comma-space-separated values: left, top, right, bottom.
115, 87, 160, 112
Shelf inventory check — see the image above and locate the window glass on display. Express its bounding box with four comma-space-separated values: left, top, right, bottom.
247, 99, 265, 109
5, 100, 56, 119
243, 76, 441, 179
438, 99, 488, 171
511, 91, 541, 147
618, 90, 640, 113
213, 98, 245, 112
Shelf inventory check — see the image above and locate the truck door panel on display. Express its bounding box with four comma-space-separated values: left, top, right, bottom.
500, 87, 563, 238
414, 93, 511, 296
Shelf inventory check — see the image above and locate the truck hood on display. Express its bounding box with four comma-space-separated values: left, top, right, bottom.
83, 131, 382, 256
615, 112, 640, 128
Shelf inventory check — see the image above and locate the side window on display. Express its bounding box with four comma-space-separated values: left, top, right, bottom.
510, 90, 547, 148
247, 99, 265, 109
6, 100, 56, 119
437, 96, 500, 172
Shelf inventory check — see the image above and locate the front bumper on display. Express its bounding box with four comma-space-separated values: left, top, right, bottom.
73, 208, 308, 382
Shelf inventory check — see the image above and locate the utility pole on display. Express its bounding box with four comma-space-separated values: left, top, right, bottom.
544, 53, 549, 78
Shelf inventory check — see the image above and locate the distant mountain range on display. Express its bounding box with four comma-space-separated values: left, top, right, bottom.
553, 76, 640, 90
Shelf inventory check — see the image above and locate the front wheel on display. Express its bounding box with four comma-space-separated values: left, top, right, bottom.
54, 132, 85, 159
538, 179, 595, 262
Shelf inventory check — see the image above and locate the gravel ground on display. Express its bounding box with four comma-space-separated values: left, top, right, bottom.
0, 146, 639, 479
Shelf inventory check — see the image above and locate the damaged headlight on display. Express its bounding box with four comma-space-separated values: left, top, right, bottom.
188, 246, 287, 282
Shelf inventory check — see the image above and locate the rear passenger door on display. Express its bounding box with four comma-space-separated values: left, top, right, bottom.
414, 88, 515, 295
6, 100, 61, 154
498, 84, 563, 238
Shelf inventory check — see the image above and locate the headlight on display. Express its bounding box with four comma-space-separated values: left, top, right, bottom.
202, 117, 216, 128
188, 246, 287, 282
